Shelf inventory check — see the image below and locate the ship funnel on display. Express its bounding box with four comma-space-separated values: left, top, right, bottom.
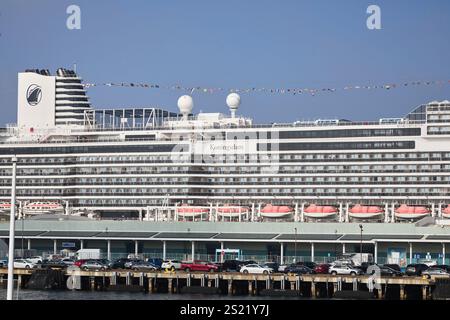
226, 93, 240, 118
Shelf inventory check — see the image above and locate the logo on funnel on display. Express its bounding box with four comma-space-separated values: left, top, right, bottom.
26, 84, 42, 106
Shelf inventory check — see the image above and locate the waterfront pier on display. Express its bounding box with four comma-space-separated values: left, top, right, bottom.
0, 268, 441, 300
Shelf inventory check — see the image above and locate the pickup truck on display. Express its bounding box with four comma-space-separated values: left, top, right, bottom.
181, 260, 219, 272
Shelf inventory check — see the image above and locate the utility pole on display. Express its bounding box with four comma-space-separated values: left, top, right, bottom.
7, 156, 17, 300
359, 224, 363, 266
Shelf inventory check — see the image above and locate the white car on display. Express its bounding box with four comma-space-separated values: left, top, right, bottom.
240, 264, 273, 274
329, 265, 363, 276
61, 258, 75, 265
13, 259, 36, 269
27, 256, 43, 264
161, 259, 182, 271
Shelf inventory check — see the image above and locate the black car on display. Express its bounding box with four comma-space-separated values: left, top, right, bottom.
382, 264, 402, 272
221, 260, 242, 272
111, 258, 132, 269
295, 261, 317, 269
285, 264, 315, 275
359, 262, 374, 273
405, 264, 429, 276
367, 264, 403, 277
263, 262, 280, 273
434, 265, 450, 272
38, 259, 68, 269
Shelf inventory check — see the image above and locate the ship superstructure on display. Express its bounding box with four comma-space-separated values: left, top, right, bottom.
1, 68, 450, 222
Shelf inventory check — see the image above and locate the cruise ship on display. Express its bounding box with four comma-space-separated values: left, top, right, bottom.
0, 68, 449, 266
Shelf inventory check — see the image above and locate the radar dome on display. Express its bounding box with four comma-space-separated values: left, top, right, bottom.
177, 95, 193, 117
226, 93, 240, 118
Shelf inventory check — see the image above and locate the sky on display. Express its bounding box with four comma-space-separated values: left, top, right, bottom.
0, 0, 449, 125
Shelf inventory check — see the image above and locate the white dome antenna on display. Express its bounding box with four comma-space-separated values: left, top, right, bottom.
226, 93, 240, 118
177, 95, 193, 120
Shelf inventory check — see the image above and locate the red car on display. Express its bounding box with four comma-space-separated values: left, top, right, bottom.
314, 263, 330, 274
74, 259, 89, 267
181, 260, 219, 272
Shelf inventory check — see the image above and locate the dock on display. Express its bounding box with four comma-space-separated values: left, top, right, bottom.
0, 267, 442, 300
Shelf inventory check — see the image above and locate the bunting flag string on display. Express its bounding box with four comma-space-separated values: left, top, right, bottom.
82, 79, 450, 96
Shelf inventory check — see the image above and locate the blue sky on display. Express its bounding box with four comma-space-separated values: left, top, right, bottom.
0, 0, 449, 124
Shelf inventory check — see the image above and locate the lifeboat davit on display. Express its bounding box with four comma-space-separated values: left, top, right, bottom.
303, 204, 337, 219
217, 205, 249, 218
394, 204, 430, 220
349, 205, 384, 219
260, 204, 293, 218
23, 201, 64, 215
442, 205, 450, 219
176, 204, 209, 218
0, 202, 11, 213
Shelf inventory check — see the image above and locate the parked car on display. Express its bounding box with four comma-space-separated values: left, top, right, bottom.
263, 262, 280, 273
285, 264, 315, 275
27, 256, 43, 264
161, 260, 182, 271
240, 264, 273, 274
278, 264, 289, 273
124, 259, 145, 269
329, 264, 363, 276
146, 258, 164, 268
111, 258, 132, 269
434, 265, 450, 273
39, 259, 68, 269
80, 260, 110, 271
74, 259, 89, 267
422, 268, 450, 279
131, 261, 159, 271
221, 260, 241, 272
382, 264, 402, 272
367, 264, 403, 277
181, 260, 219, 272
405, 264, 429, 276
314, 263, 330, 274
13, 259, 36, 269
61, 258, 75, 265
296, 261, 317, 269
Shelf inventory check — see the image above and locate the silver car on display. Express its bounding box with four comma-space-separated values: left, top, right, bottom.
422, 268, 450, 279
80, 260, 110, 271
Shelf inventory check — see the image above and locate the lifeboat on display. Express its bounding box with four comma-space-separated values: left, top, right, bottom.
349, 205, 384, 219
176, 204, 209, 218
303, 204, 338, 219
442, 205, 450, 219
394, 204, 430, 220
217, 205, 249, 218
0, 202, 11, 213
260, 204, 293, 218
23, 201, 64, 215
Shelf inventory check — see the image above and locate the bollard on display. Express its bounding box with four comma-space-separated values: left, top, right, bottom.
248, 281, 253, 296
110, 272, 117, 286
139, 273, 144, 287
126, 272, 132, 286
352, 278, 358, 291
208, 280, 212, 288
90, 277, 95, 291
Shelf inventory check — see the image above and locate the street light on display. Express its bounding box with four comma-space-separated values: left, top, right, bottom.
359, 224, 363, 265
7, 156, 17, 300
294, 227, 297, 264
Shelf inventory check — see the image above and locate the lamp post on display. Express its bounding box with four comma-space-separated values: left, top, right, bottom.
7, 156, 17, 300
334, 229, 337, 260
294, 227, 297, 264
359, 224, 363, 265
